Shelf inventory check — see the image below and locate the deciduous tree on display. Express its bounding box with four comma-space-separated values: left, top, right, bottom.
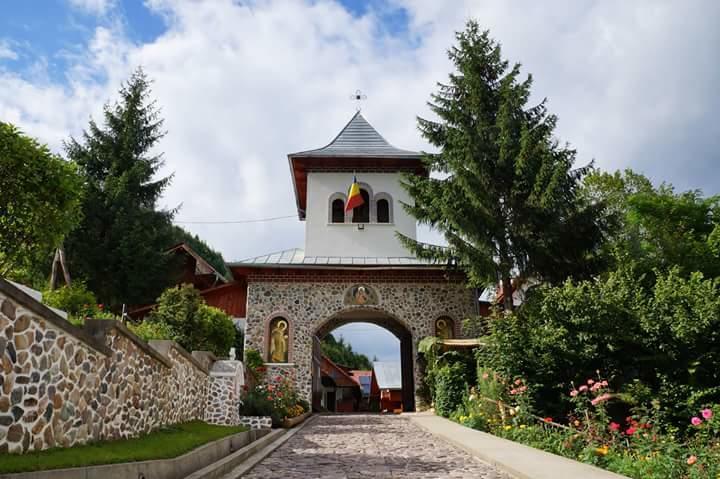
0, 122, 82, 284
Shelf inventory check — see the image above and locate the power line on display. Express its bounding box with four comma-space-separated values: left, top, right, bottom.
174, 214, 296, 225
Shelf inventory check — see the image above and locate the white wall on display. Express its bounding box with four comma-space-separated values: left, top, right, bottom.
305, 172, 417, 257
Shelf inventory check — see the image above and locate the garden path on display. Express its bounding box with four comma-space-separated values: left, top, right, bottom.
240, 414, 509, 478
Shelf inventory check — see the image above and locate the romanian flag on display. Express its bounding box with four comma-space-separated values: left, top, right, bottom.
345, 176, 365, 212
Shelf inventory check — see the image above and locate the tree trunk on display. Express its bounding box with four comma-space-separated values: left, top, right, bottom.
501, 275, 514, 312
49, 246, 71, 290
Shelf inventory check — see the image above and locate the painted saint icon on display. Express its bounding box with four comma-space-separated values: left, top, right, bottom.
270, 318, 289, 363
435, 318, 453, 340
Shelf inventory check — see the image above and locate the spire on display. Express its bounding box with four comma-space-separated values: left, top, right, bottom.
289, 111, 421, 159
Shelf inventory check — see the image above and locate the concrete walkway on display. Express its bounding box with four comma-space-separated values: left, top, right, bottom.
240, 414, 509, 478
409, 413, 629, 479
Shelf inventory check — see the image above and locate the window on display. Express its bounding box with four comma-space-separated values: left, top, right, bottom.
352, 189, 370, 223
331, 199, 345, 223
377, 199, 390, 223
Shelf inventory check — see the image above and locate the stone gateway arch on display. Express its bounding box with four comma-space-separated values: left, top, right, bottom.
239, 269, 475, 410
227, 111, 476, 410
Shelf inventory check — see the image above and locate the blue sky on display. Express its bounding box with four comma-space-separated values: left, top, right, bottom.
2, 0, 719, 363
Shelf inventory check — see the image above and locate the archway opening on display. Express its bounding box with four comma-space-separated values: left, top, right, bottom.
312, 309, 415, 413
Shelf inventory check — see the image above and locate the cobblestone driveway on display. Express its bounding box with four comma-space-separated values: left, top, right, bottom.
242, 414, 509, 478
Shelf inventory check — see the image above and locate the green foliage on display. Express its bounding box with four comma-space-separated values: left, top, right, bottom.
477, 265, 720, 427
435, 361, 468, 417
169, 225, 231, 279
127, 320, 174, 342
244, 348, 264, 372
0, 421, 246, 474
584, 169, 720, 280
42, 282, 97, 319
399, 21, 607, 309
0, 122, 83, 284
196, 305, 236, 357
64, 68, 177, 309
321, 333, 372, 369
145, 284, 235, 356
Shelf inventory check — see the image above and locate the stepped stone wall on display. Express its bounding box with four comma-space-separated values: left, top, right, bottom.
0, 279, 240, 455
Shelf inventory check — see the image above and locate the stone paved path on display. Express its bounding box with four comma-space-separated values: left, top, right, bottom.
241, 414, 510, 478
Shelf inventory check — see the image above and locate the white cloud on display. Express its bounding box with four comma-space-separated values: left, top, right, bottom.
0, 40, 18, 60
2, 0, 719, 263
68, 0, 115, 15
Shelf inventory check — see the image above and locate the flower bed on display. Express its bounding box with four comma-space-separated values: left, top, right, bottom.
450, 370, 720, 479
239, 349, 310, 427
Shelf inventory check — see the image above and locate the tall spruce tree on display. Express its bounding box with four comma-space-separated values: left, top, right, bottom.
401, 22, 606, 310
65, 68, 176, 308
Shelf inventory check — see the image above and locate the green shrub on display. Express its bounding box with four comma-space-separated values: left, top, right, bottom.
127, 321, 174, 342
477, 265, 720, 428
195, 305, 236, 357
43, 282, 97, 319
145, 284, 235, 356
435, 361, 467, 417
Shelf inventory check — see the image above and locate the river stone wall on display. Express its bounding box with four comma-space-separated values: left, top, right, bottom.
244, 274, 475, 406
0, 279, 236, 454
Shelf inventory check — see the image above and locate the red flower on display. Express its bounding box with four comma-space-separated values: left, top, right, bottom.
98, 304, 104, 310
543, 417, 553, 423
609, 422, 620, 431
625, 426, 637, 435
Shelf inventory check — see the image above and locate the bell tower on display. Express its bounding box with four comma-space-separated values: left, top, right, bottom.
288, 112, 427, 258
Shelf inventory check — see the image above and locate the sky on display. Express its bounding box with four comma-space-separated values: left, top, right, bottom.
2, 0, 719, 362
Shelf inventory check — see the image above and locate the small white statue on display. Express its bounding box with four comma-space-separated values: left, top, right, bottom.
229, 347, 236, 360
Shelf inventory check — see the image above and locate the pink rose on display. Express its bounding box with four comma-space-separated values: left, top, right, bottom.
579, 385, 588, 392
601, 380, 608, 387
587, 379, 595, 385
514, 379, 522, 385
691, 417, 702, 426
570, 390, 578, 397
701, 409, 713, 420
625, 426, 637, 435
591, 393, 612, 406
609, 422, 620, 431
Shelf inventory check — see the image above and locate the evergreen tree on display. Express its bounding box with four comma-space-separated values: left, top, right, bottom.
321, 333, 372, 370
65, 68, 176, 308
400, 22, 606, 310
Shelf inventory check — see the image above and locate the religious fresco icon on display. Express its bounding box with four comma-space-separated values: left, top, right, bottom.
344, 284, 379, 305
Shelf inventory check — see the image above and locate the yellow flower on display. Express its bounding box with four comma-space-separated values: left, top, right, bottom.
595, 446, 609, 456
520, 425, 527, 429
504, 425, 512, 431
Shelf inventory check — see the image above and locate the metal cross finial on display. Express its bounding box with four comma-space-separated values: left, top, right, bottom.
350, 89, 367, 111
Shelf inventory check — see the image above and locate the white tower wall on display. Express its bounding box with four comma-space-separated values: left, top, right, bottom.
304, 171, 417, 257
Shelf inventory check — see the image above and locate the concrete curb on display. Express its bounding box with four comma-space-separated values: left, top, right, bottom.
219, 414, 319, 479
408, 412, 629, 479
184, 428, 285, 479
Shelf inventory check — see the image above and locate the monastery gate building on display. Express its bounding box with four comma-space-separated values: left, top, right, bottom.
227, 112, 475, 411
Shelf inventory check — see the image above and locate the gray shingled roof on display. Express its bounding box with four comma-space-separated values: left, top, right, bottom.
229, 248, 443, 267
289, 111, 422, 158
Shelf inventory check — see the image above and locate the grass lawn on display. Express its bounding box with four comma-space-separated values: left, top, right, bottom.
0, 421, 248, 474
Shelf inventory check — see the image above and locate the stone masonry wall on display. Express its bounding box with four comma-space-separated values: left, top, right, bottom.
0, 280, 213, 454
244, 276, 475, 407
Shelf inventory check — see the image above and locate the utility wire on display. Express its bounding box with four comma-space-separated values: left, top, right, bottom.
174, 214, 296, 225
